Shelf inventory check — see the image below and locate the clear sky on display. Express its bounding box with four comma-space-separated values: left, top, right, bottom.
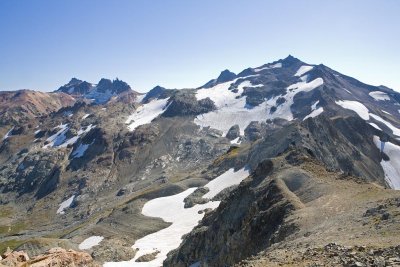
0, 0, 399, 93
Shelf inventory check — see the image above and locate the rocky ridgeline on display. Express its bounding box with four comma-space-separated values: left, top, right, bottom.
0, 247, 99, 267
237, 243, 400, 267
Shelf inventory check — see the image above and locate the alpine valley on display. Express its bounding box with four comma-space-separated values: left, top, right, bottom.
1, 56, 400, 267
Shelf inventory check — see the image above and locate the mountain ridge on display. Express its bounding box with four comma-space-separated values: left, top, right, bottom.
1, 55, 400, 267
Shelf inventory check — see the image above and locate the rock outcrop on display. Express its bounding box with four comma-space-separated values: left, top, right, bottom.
0, 247, 98, 267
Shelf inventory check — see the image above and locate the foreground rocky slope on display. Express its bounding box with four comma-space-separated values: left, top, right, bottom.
0, 247, 99, 267
1, 56, 400, 266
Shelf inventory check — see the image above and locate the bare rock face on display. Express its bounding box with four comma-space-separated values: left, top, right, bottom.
226, 125, 240, 140
0, 247, 98, 267
244, 121, 265, 141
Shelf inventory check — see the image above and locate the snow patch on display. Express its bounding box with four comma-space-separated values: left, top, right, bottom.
369, 91, 390, 101
370, 114, 400, 136
203, 168, 249, 199
311, 100, 319, 110
82, 113, 91, 120
43, 124, 69, 148
230, 137, 241, 145
79, 236, 104, 250
2, 127, 14, 140
57, 195, 75, 214
104, 168, 249, 267
254, 62, 282, 72
335, 100, 370, 120
369, 123, 382, 131
126, 98, 170, 131
343, 88, 352, 95
295, 65, 314, 77
71, 143, 91, 158
303, 107, 324, 120
373, 136, 400, 189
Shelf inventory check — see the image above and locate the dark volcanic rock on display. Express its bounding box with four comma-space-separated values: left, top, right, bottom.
226, 125, 240, 140
244, 121, 265, 141
162, 93, 216, 117
165, 160, 298, 267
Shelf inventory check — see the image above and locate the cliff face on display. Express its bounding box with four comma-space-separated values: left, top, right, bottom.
165, 149, 400, 266
164, 159, 297, 267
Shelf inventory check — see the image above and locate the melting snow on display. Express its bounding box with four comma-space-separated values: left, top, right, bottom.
82, 113, 91, 120
60, 124, 95, 148
195, 76, 324, 134
230, 137, 241, 145
369, 114, 400, 137
43, 124, 69, 148
203, 168, 249, 199
195, 79, 265, 135
311, 100, 319, 110
369, 91, 390, 101
303, 100, 323, 120
79, 236, 104, 250
104, 167, 249, 267
369, 123, 382, 131
57, 195, 75, 214
44, 124, 95, 149
335, 100, 370, 120
373, 136, 400, 189
253, 62, 282, 72
343, 88, 352, 95
303, 107, 324, 121
71, 143, 90, 158
126, 98, 170, 131
295, 65, 314, 77
266, 77, 324, 121
2, 127, 14, 140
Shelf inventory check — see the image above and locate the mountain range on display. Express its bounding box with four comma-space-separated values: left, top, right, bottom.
1, 55, 400, 267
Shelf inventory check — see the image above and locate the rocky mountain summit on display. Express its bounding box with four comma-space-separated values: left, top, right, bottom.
1, 55, 400, 266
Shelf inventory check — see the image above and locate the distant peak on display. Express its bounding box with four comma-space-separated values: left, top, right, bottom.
216, 69, 236, 83
280, 55, 302, 64
67, 78, 83, 86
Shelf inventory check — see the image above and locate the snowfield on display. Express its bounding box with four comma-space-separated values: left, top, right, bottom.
194, 71, 324, 135
126, 98, 170, 131
373, 136, 400, 189
295, 65, 314, 77
265, 77, 324, 121
369, 91, 390, 101
335, 100, 370, 120
195, 78, 267, 135
79, 236, 104, 250
57, 195, 75, 214
203, 168, 249, 199
104, 168, 250, 267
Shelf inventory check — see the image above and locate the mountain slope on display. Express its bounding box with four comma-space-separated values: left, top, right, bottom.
0, 90, 76, 125
1, 56, 400, 267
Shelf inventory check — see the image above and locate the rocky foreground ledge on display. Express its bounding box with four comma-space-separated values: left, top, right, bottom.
0, 247, 99, 267
236, 243, 400, 267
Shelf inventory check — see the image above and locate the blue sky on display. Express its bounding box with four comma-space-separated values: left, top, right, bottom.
0, 0, 399, 92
